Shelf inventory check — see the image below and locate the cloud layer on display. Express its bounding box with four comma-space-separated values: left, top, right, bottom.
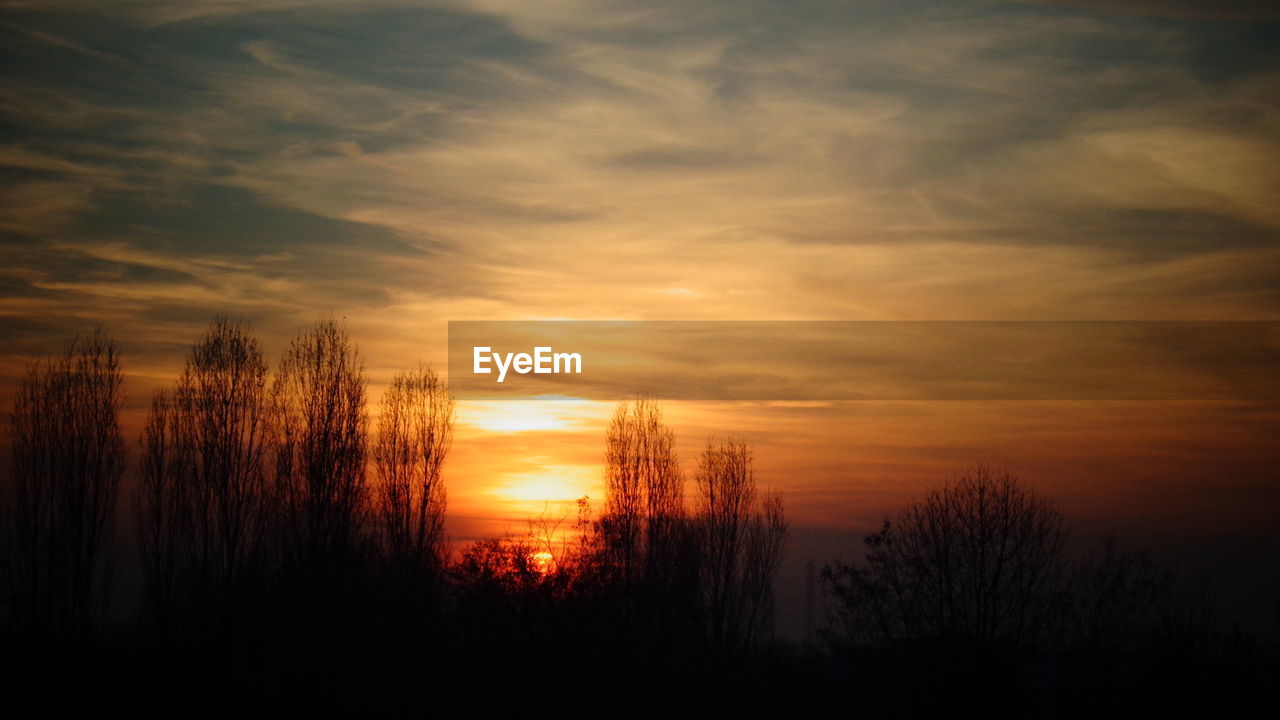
3, 3, 1279, 570
4, 3, 1278, 359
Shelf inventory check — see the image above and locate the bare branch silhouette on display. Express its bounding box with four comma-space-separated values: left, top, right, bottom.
134, 316, 270, 638
4, 329, 124, 640
696, 438, 787, 655
270, 317, 369, 580
135, 388, 190, 636
600, 396, 692, 638
602, 397, 683, 583
823, 464, 1066, 665
372, 365, 453, 578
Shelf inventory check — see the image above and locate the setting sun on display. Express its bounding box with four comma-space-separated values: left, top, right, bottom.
530, 550, 556, 575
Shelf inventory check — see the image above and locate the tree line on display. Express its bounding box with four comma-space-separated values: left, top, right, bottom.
1, 316, 793, 712
817, 465, 1270, 715
1, 317, 1272, 715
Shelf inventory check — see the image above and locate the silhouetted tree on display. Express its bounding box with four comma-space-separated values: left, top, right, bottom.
1060, 534, 1170, 681
134, 317, 270, 638
135, 389, 187, 635
695, 438, 787, 655
530, 494, 601, 591
823, 465, 1066, 659
598, 397, 702, 644
449, 530, 576, 649
1054, 533, 1249, 711
3, 330, 124, 640
523, 503, 570, 576
740, 492, 787, 649
270, 318, 369, 581
453, 536, 547, 600
602, 396, 683, 585
821, 466, 1066, 713
372, 365, 452, 578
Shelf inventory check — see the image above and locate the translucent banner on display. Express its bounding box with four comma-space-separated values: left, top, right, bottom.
447, 321, 1280, 401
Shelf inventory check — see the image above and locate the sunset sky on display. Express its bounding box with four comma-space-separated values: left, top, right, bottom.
3, 1, 1279, 634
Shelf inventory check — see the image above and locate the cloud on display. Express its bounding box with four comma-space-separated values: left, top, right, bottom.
1, 0, 1278, 382
2, 2, 1279, 578
1013, 1, 1280, 21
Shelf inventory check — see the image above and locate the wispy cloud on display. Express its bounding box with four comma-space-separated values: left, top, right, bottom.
2, 2, 1278, 537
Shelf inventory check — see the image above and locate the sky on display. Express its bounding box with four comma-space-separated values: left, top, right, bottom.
3, 1, 1280, 635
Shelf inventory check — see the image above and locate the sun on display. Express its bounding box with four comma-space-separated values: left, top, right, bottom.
530, 550, 556, 575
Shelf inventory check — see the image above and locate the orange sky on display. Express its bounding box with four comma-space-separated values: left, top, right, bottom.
3, 0, 1279, 635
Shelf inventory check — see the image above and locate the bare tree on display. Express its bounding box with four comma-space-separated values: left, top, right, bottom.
136, 388, 189, 634
740, 492, 787, 650
134, 317, 270, 636
4, 330, 124, 640
270, 318, 369, 577
697, 438, 753, 651
372, 365, 453, 577
1062, 533, 1235, 696
602, 396, 683, 585
823, 465, 1066, 659
695, 438, 787, 655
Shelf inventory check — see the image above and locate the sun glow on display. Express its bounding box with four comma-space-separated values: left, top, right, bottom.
530, 550, 556, 574
456, 397, 612, 433
488, 463, 601, 512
